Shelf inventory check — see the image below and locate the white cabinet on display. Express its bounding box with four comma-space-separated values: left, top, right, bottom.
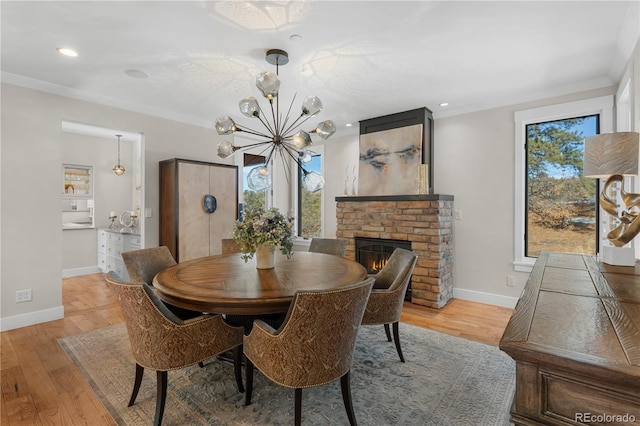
97, 229, 108, 271
62, 164, 95, 230
97, 229, 141, 280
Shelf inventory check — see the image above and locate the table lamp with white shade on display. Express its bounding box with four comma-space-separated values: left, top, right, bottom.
583, 131, 640, 266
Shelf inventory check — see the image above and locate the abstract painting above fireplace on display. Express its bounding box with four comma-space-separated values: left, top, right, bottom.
358, 124, 422, 196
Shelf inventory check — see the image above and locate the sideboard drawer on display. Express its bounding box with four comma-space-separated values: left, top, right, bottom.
543, 372, 640, 425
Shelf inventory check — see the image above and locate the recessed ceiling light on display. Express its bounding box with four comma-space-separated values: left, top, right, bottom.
289, 34, 302, 41
124, 69, 149, 79
345, 123, 353, 127
439, 102, 449, 107
56, 47, 78, 57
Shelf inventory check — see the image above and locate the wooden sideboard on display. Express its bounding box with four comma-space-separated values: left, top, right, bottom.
500, 252, 639, 425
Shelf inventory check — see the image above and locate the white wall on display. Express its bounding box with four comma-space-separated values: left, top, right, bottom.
1, 85, 65, 329
435, 106, 519, 305
1, 82, 233, 330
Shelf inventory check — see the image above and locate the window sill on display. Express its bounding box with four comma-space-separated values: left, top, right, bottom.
513, 259, 535, 273
294, 237, 312, 248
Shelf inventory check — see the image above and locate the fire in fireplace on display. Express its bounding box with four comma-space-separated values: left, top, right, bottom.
355, 237, 412, 301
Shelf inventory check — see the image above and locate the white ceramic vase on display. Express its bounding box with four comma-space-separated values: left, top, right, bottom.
255, 245, 275, 269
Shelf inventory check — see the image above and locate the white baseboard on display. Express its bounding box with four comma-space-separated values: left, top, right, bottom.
453, 288, 518, 308
0, 305, 64, 332
62, 266, 102, 278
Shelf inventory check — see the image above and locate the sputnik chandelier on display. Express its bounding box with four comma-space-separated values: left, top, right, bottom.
215, 49, 336, 192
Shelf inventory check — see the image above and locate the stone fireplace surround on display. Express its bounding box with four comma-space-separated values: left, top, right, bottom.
335, 194, 454, 309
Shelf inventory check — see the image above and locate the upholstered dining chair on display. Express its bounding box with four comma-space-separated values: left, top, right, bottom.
121, 246, 201, 320
244, 278, 375, 426
222, 238, 242, 254
361, 248, 418, 363
308, 237, 348, 257
104, 271, 245, 426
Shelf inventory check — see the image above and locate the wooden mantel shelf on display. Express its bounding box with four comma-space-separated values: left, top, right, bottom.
335, 194, 453, 202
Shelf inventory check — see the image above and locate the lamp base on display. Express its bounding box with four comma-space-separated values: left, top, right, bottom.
601, 245, 636, 266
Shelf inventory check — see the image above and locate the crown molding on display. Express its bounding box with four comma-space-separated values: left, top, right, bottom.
1, 72, 213, 129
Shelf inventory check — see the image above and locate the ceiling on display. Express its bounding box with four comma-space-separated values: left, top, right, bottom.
2, 1, 639, 137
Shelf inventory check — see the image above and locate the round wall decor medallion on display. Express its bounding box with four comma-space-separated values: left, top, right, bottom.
203, 194, 217, 214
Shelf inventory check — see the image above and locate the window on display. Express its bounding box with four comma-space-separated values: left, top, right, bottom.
514, 96, 613, 272
525, 115, 598, 257
297, 150, 323, 238
242, 153, 267, 213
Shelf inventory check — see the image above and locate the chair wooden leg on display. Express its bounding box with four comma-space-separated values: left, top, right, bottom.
384, 323, 392, 342
233, 345, 244, 393
245, 358, 254, 406
340, 371, 357, 426
294, 388, 302, 426
392, 321, 405, 363
128, 363, 144, 407
154, 370, 168, 426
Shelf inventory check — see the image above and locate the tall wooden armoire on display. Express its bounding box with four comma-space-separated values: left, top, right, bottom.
159, 158, 238, 262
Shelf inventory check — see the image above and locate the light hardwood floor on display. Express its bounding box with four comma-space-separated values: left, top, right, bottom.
1, 273, 514, 425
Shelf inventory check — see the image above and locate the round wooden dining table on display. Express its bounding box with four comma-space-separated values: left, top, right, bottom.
152, 251, 368, 315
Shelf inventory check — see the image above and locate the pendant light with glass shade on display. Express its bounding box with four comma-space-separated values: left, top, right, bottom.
215, 49, 336, 192
112, 134, 125, 176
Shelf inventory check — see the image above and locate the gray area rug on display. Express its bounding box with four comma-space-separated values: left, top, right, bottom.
59, 322, 515, 425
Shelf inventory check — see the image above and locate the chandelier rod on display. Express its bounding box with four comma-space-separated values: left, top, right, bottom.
279, 141, 310, 187
278, 147, 293, 187
279, 93, 297, 136
263, 144, 279, 169
235, 126, 273, 139
282, 111, 318, 138
281, 142, 310, 173
270, 98, 280, 137
255, 109, 276, 136
275, 57, 281, 135
236, 140, 276, 151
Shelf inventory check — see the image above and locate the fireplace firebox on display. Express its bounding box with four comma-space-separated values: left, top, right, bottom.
355, 237, 412, 301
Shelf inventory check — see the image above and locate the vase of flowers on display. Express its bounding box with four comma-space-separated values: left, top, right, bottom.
255, 244, 276, 269
233, 207, 295, 269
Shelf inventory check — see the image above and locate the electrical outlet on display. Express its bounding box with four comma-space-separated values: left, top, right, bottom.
506, 276, 515, 287
16, 289, 32, 303
454, 209, 462, 220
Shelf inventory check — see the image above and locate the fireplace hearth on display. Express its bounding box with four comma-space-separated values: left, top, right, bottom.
355, 237, 412, 300
335, 194, 454, 309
